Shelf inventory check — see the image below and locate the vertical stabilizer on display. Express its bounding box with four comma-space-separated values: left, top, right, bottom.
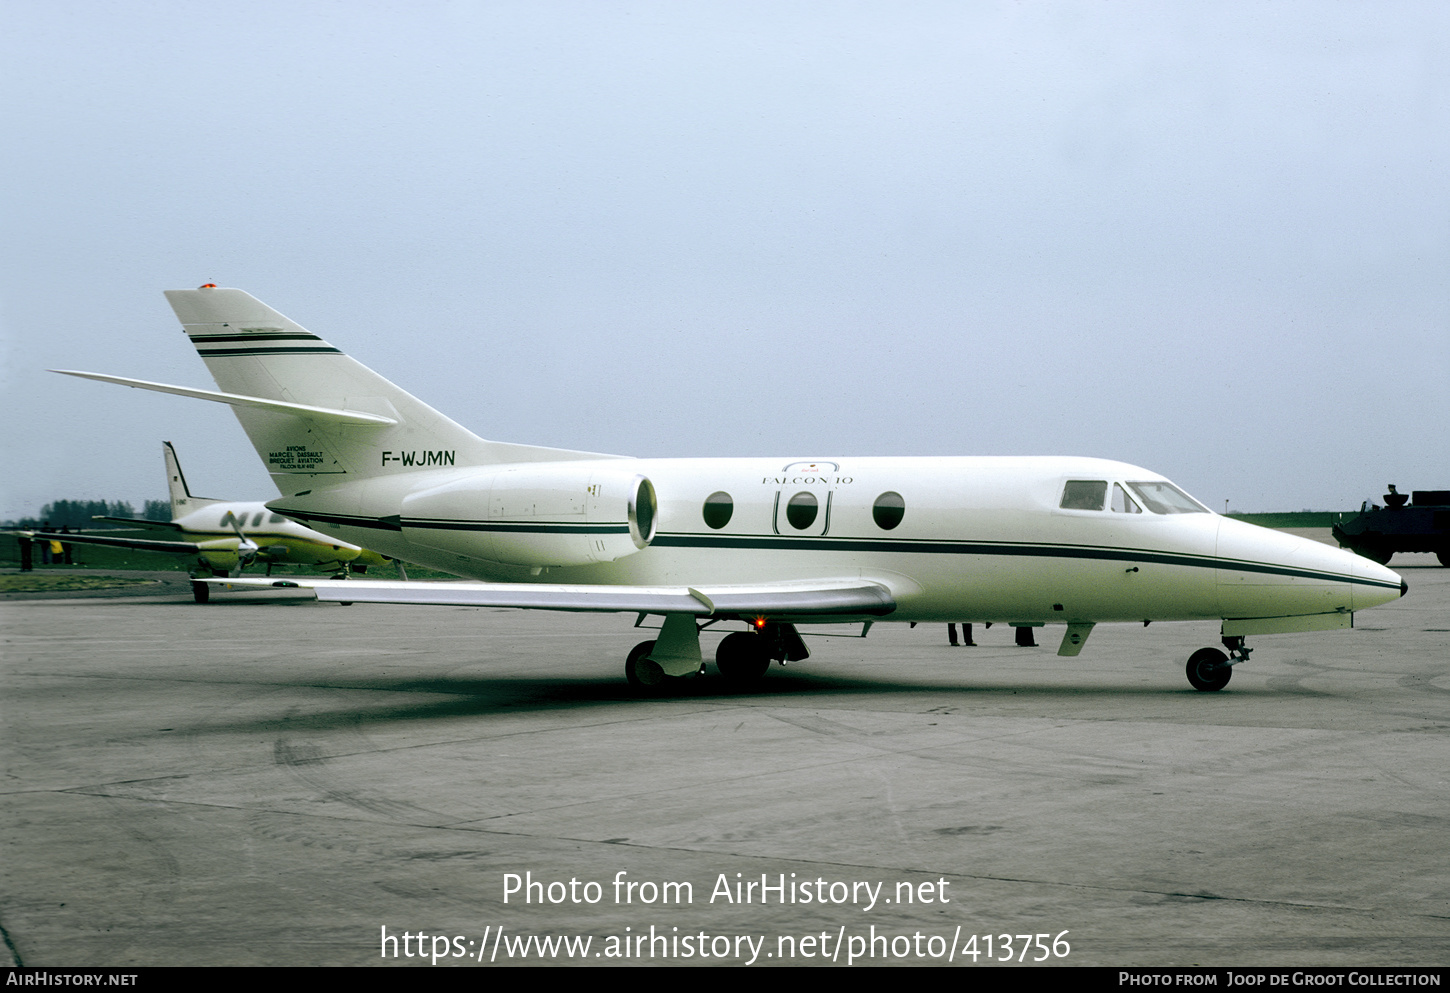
162, 287, 612, 492
163, 441, 223, 517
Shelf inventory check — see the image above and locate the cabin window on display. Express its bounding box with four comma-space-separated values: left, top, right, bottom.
873, 491, 905, 530
702, 491, 733, 529
1127, 481, 1209, 515
252, 512, 264, 527
785, 491, 819, 530
1111, 483, 1142, 514
268, 514, 285, 524
1060, 480, 1107, 511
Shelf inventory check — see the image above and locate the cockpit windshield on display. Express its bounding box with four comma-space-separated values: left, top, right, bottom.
1111, 483, 1142, 514
1126, 481, 1209, 515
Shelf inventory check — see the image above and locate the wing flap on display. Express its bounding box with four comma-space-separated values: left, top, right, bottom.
204, 577, 897, 617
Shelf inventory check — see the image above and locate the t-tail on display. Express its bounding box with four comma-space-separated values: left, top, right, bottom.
155, 287, 611, 491
163, 441, 224, 517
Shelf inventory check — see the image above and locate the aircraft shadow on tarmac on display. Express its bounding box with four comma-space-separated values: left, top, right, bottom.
150, 669, 1281, 740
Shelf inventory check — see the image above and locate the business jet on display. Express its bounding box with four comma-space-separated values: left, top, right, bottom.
54, 286, 1406, 690
18, 441, 394, 601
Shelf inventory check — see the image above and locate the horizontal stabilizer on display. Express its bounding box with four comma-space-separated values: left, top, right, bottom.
202, 577, 897, 619
91, 516, 184, 531
50, 371, 398, 426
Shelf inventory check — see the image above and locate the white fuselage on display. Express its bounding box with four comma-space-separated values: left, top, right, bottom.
171, 500, 381, 569
270, 455, 1403, 625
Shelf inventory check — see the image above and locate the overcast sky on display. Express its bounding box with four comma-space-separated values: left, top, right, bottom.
2, 1, 1446, 520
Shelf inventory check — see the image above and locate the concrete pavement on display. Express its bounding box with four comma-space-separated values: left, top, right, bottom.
2, 555, 1446, 967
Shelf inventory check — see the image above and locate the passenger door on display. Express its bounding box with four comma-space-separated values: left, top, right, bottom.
772, 462, 837, 537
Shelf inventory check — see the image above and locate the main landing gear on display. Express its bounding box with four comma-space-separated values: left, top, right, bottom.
715, 631, 772, 685
623, 619, 810, 691
189, 565, 231, 604
1185, 636, 1252, 691
624, 640, 673, 688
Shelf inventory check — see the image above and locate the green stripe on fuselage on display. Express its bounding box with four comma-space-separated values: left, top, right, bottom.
268, 508, 1390, 590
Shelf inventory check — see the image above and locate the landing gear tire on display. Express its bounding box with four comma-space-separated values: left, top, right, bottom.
1186, 647, 1232, 692
191, 580, 210, 604
625, 640, 665, 689
716, 631, 771, 686
1352, 544, 1393, 565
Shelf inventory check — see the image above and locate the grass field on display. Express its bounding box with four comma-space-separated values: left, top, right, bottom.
1225, 511, 1354, 528
0, 574, 165, 594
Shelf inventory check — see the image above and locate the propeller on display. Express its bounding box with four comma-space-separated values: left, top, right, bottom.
222, 512, 261, 577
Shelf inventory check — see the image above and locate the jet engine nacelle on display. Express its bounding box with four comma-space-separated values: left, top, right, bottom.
400, 463, 657, 568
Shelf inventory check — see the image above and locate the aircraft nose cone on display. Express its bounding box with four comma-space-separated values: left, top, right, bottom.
1350, 554, 1404, 611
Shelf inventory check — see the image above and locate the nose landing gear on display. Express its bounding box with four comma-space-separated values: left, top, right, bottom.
1186, 648, 1231, 691
1185, 636, 1252, 691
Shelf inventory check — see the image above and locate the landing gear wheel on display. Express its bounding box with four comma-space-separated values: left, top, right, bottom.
1186, 647, 1232, 692
191, 580, 210, 604
716, 631, 771, 686
1352, 544, 1393, 565
625, 640, 665, 688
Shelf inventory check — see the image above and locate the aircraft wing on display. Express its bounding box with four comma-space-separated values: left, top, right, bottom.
203, 577, 897, 619
12, 530, 220, 555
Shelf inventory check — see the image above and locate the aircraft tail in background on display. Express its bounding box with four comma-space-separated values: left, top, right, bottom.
163, 441, 224, 517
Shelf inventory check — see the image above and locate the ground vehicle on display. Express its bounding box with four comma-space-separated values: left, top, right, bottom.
1332, 485, 1450, 566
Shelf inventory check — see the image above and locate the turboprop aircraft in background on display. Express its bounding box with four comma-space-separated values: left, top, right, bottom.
54, 286, 1406, 690
17, 441, 396, 602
